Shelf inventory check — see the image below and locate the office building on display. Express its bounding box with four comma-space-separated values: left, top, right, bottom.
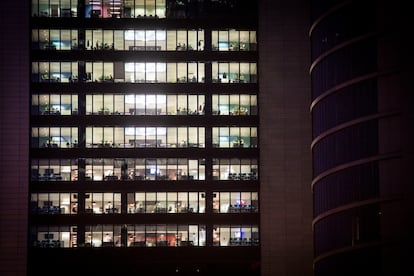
6, 1, 412, 276
2, 1, 313, 275
25, 0, 263, 275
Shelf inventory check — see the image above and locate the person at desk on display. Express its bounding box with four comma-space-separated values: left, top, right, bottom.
105, 202, 116, 213
103, 233, 113, 242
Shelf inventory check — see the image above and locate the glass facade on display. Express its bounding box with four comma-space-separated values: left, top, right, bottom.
309, 1, 402, 275
29, 0, 259, 274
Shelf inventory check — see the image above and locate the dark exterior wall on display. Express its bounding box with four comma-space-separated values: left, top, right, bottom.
0, 2, 29, 276
376, 1, 414, 275
259, 1, 313, 275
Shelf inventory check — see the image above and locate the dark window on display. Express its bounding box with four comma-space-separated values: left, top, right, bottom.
311, 2, 375, 60
313, 163, 379, 216
313, 120, 378, 176
312, 38, 377, 100
312, 79, 377, 138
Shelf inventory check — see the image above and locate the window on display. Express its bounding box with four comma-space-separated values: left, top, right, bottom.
213, 225, 259, 246
31, 127, 78, 148
127, 192, 205, 214
84, 193, 121, 214
32, 0, 78, 17
85, 225, 122, 247
31, 94, 78, 115
31, 159, 78, 181
212, 127, 257, 148
127, 224, 206, 247
212, 192, 258, 213
32, 61, 78, 83
212, 30, 257, 51
30, 225, 77, 248
85, 127, 204, 148
32, 29, 78, 50
212, 94, 257, 116
30, 193, 78, 215
85, 158, 205, 181
212, 62, 257, 83
212, 159, 258, 181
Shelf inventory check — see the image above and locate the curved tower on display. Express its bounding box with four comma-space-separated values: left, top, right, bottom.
310, 1, 412, 275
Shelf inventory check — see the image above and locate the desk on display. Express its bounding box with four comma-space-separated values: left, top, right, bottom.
131, 207, 144, 213
129, 45, 161, 51
36, 239, 62, 248
45, 143, 59, 148
105, 208, 119, 214
155, 207, 167, 213
156, 240, 168, 247
130, 139, 161, 147
139, 143, 152, 147
129, 108, 161, 115
97, 110, 110, 115
130, 241, 146, 247
104, 175, 119, 181
38, 174, 62, 181
35, 205, 64, 214
61, 8, 72, 17
178, 207, 194, 213
156, 175, 169, 180
179, 240, 194, 246
177, 175, 194, 180
41, 77, 59, 83
228, 172, 257, 180
232, 142, 244, 148
42, 110, 60, 115
44, 44, 56, 50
